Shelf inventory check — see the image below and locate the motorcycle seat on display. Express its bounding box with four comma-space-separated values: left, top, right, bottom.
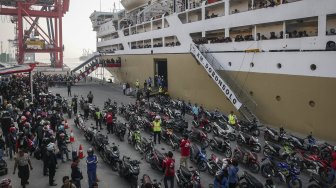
244, 171, 263, 188
268, 127, 278, 135
269, 142, 282, 152
214, 137, 223, 145
180, 166, 192, 179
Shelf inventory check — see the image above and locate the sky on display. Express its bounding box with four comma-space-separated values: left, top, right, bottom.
0, 0, 122, 60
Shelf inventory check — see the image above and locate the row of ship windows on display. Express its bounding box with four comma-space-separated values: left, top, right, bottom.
228, 62, 317, 71
248, 92, 316, 107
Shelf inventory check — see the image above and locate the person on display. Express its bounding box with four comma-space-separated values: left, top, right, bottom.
94, 108, 102, 130
58, 133, 70, 162
7, 127, 17, 159
126, 83, 130, 95
158, 86, 163, 96
13, 150, 33, 188
135, 80, 140, 89
180, 134, 191, 168
152, 115, 162, 144
71, 156, 83, 188
228, 111, 237, 126
213, 169, 229, 188
67, 82, 72, 97
106, 108, 113, 134
147, 77, 152, 87
228, 159, 239, 188
47, 143, 58, 186
61, 176, 76, 188
192, 104, 199, 121
87, 91, 94, 104
122, 83, 126, 95
86, 148, 98, 188
163, 151, 175, 188
328, 146, 336, 184
181, 101, 186, 117
83, 101, 90, 120
143, 80, 147, 89
72, 97, 78, 115
145, 87, 151, 101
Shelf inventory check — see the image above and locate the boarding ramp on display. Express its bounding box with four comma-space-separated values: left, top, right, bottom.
72, 53, 101, 73
190, 43, 259, 124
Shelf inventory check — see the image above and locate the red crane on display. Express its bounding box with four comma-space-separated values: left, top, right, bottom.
0, 0, 70, 68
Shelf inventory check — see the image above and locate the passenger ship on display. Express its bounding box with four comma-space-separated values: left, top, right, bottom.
89, 0, 336, 141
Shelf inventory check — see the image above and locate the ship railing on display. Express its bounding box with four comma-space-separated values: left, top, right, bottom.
196, 44, 257, 111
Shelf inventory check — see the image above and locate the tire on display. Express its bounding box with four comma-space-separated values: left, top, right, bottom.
310, 146, 320, 155
224, 148, 232, 158
239, 182, 249, 188
253, 144, 261, 153
261, 164, 273, 178
228, 133, 236, 141
197, 161, 207, 172
145, 152, 152, 163
208, 163, 217, 176
319, 167, 330, 182
205, 126, 211, 133
209, 140, 216, 151
202, 140, 209, 148
249, 162, 260, 173
287, 178, 302, 188
233, 151, 242, 161
264, 133, 270, 141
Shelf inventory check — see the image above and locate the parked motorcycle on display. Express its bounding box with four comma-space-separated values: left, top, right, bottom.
128, 127, 142, 152
115, 121, 127, 141
238, 171, 264, 188
288, 132, 319, 155
187, 127, 209, 148
118, 156, 141, 188
264, 127, 288, 144
190, 144, 208, 172
319, 142, 334, 163
84, 125, 97, 142
161, 128, 181, 151
192, 118, 212, 133
175, 166, 202, 188
146, 148, 166, 172
140, 174, 161, 188
263, 141, 296, 162
206, 153, 230, 176
212, 120, 236, 141
261, 157, 302, 188
237, 119, 262, 136
308, 174, 335, 188
102, 142, 120, 171
237, 131, 262, 153
233, 146, 260, 173
74, 114, 85, 130
209, 137, 232, 158
162, 118, 188, 133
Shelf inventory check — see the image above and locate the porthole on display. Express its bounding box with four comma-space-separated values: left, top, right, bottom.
277, 63, 282, 69
310, 64, 317, 71
228, 62, 232, 66
250, 62, 254, 67
249, 91, 254, 96
309, 100, 315, 107
276, 96, 281, 101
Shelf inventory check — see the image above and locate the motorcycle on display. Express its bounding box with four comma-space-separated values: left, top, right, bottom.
102, 142, 120, 171
140, 174, 161, 188
212, 120, 236, 141
93, 133, 108, 153
264, 127, 288, 144
233, 146, 260, 173
209, 136, 232, 158
238, 171, 265, 188
161, 128, 181, 151
118, 103, 126, 116
288, 132, 319, 155
128, 127, 142, 152
84, 125, 97, 142
189, 144, 208, 172
192, 117, 212, 133
74, 114, 85, 130
163, 118, 188, 134
237, 119, 262, 137
115, 121, 127, 141
146, 148, 167, 172
175, 166, 202, 188
67, 103, 72, 118
206, 153, 230, 176
263, 141, 296, 162
118, 156, 141, 188
187, 127, 209, 148
261, 157, 302, 188
308, 174, 335, 188
319, 142, 334, 163
237, 131, 262, 153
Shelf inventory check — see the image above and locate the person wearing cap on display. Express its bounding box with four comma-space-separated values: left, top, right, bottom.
13, 149, 33, 188
86, 148, 98, 188
180, 134, 191, 168
152, 116, 162, 144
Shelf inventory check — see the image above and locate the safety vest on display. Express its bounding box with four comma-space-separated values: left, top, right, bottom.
153, 120, 161, 132
136, 81, 139, 87
95, 111, 101, 119
159, 87, 163, 93
228, 114, 236, 125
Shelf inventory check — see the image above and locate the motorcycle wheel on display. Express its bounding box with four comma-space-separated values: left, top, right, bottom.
239, 182, 249, 188
263, 133, 270, 141
209, 140, 216, 151
145, 152, 152, 163
205, 126, 211, 133
319, 167, 330, 182
213, 129, 219, 136
253, 144, 262, 153
208, 163, 217, 176
261, 164, 273, 178
249, 162, 260, 173
228, 133, 236, 141
310, 146, 320, 155
224, 148, 232, 158
233, 151, 242, 161
197, 161, 207, 172
202, 140, 209, 148
287, 178, 302, 188
253, 129, 260, 137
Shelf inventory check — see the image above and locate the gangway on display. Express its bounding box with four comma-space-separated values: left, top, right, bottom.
190, 43, 260, 124
71, 53, 101, 72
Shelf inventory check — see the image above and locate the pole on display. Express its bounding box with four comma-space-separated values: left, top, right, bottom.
100, 0, 102, 11
30, 71, 33, 102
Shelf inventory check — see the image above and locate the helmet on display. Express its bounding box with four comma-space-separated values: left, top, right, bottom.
87, 148, 94, 155
58, 125, 64, 131
9, 127, 16, 133
24, 122, 31, 128
155, 115, 160, 120
21, 116, 27, 122
108, 108, 113, 112
59, 133, 65, 137
25, 111, 31, 117
47, 143, 55, 151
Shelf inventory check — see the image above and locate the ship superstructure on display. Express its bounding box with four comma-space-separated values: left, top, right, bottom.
89, 0, 336, 140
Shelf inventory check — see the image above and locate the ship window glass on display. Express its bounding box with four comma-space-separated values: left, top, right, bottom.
309, 101, 315, 107
326, 14, 336, 36
249, 91, 254, 96
276, 96, 281, 101
277, 63, 282, 69
310, 64, 317, 71
250, 62, 254, 67
286, 17, 318, 38
228, 62, 232, 66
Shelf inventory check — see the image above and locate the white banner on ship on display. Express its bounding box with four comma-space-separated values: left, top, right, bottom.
190, 44, 242, 110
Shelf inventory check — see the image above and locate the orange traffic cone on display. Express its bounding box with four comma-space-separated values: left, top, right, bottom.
64, 119, 69, 129
70, 129, 75, 143
78, 144, 85, 159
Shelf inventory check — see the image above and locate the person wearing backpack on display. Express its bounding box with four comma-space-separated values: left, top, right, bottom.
163, 151, 175, 188
213, 169, 229, 188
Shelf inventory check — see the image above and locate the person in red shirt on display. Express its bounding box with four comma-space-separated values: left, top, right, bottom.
180, 134, 191, 168
105, 108, 113, 134
328, 148, 336, 184
163, 151, 175, 188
